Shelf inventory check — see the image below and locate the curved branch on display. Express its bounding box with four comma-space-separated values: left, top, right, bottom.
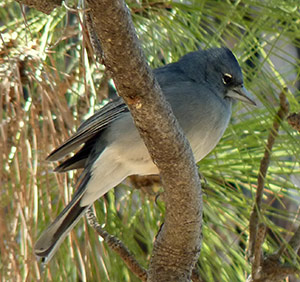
85, 1, 202, 281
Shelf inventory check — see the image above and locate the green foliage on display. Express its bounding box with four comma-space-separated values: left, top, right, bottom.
1, 0, 300, 281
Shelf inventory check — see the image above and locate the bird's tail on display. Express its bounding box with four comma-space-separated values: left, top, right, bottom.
34, 172, 91, 263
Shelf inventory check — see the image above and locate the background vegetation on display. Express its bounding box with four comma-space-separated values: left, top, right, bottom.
1, 0, 300, 281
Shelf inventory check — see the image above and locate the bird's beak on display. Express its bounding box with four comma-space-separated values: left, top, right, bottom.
227, 85, 256, 106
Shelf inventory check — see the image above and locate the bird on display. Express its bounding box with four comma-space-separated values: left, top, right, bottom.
34, 47, 256, 263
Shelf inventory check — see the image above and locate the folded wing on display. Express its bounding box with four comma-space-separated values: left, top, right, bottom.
47, 98, 128, 172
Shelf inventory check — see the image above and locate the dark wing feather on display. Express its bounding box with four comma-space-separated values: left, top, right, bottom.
47, 98, 128, 162
53, 136, 98, 172
47, 63, 187, 164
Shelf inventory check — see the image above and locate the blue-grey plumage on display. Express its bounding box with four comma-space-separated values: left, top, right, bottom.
34, 47, 256, 263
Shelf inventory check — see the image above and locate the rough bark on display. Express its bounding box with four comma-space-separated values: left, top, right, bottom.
85, 1, 202, 280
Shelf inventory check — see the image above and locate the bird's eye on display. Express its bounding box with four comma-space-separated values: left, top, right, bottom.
222, 73, 233, 85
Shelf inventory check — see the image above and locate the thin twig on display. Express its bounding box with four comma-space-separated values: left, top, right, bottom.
86, 207, 148, 281
249, 90, 289, 258
246, 90, 300, 281
251, 223, 266, 279
276, 224, 300, 260
247, 256, 300, 282
288, 224, 300, 253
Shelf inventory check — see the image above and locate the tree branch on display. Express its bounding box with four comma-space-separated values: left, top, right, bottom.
246, 255, 300, 282
86, 207, 147, 281
246, 90, 300, 282
286, 217, 300, 255
251, 223, 266, 279
249, 90, 289, 258
276, 224, 300, 261
83, 1, 202, 281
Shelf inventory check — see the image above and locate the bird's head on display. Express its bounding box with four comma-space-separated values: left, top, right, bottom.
204, 47, 256, 106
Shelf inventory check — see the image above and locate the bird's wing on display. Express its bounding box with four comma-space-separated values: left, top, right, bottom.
47, 63, 187, 163
47, 98, 128, 162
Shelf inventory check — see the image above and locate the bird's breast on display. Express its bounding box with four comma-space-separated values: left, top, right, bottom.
186, 102, 231, 162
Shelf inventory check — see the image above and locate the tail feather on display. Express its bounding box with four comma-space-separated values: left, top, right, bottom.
34, 172, 91, 263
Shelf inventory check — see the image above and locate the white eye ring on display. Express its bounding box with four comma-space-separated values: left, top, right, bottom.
222, 73, 233, 85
